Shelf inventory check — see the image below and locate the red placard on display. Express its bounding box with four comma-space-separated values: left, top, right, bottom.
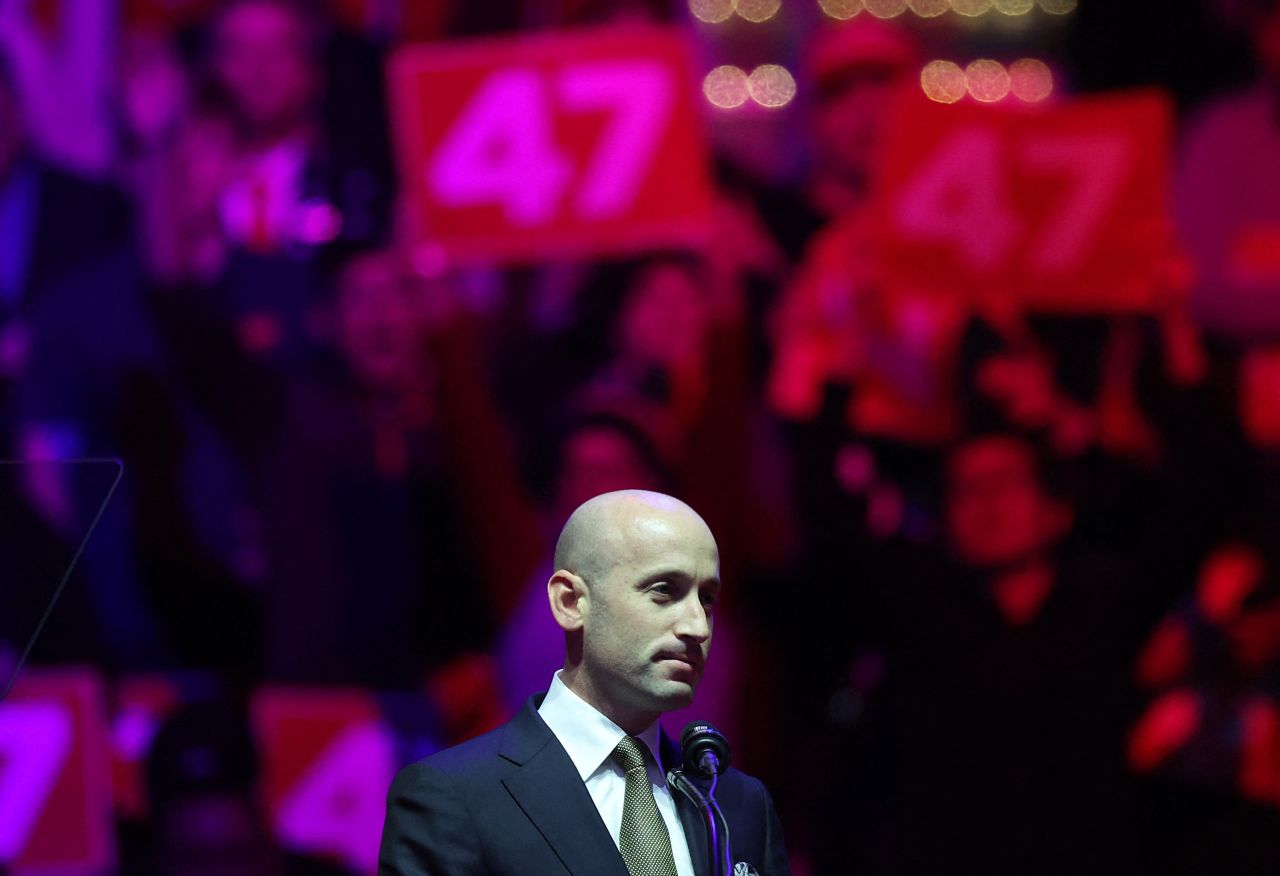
388, 25, 714, 266
869, 89, 1177, 312
0, 669, 114, 875
252, 688, 398, 875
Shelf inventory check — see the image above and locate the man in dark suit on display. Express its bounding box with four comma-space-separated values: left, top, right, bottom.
379, 490, 789, 876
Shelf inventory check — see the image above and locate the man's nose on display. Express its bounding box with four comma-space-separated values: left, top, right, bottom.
674, 596, 711, 642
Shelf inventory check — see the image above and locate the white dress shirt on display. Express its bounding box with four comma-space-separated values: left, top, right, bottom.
538, 671, 696, 876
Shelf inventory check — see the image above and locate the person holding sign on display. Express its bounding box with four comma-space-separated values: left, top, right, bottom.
1175, 0, 1280, 342
379, 490, 790, 876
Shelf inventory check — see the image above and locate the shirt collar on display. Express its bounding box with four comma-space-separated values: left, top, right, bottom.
538, 670, 665, 782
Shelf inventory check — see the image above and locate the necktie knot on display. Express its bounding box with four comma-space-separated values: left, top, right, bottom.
611, 735, 650, 775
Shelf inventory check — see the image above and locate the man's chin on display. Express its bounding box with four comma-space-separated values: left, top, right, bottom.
649, 679, 698, 711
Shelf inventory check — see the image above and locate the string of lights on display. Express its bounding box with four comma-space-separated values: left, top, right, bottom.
694, 0, 1069, 110
691, 0, 1076, 23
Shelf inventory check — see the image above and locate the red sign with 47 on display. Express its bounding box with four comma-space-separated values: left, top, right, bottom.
870, 89, 1178, 312
388, 26, 714, 266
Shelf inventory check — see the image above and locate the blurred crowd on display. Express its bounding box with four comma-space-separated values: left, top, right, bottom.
3, 0, 1280, 873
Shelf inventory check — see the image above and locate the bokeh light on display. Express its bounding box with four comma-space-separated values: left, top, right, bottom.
907, 0, 950, 17
949, 0, 994, 15
965, 59, 1011, 101
819, 0, 865, 19
992, 0, 1035, 13
748, 64, 798, 107
736, 0, 782, 21
689, 0, 737, 23
1009, 58, 1054, 101
1037, 0, 1077, 13
703, 65, 751, 109
988, 7, 1038, 33
920, 60, 968, 103
864, 0, 908, 17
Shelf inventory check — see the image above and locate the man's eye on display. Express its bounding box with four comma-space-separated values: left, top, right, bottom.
650, 583, 672, 596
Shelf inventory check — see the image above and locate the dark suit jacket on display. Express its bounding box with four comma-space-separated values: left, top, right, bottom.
379, 697, 790, 876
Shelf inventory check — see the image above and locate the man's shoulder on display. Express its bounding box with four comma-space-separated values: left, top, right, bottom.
386, 724, 511, 817
419, 717, 509, 773
393, 701, 548, 787
402, 720, 510, 782
380, 710, 551, 874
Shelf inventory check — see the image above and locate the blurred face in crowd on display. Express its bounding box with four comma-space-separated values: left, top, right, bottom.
337, 252, 422, 390
945, 435, 1072, 570
812, 62, 905, 191
120, 29, 191, 147
551, 492, 719, 732
554, 424, 662, 519
211, 0, 317, 142
170, 110, 237, 223
615, 259, 707, 371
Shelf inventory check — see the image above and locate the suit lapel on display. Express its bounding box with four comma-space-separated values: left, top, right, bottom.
662, 731, 711, 876
499, 700, 630, 876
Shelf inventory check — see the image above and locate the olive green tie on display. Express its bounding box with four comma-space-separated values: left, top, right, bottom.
610, 735, 679, 876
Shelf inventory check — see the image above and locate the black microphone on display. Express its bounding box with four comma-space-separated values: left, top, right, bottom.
673, 722, 734, 876
681, 721, 730, 778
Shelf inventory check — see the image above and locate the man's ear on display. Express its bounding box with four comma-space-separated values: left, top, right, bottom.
548, 570, 588, 633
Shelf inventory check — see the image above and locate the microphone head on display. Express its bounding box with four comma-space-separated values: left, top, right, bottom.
680, 721, 730, 777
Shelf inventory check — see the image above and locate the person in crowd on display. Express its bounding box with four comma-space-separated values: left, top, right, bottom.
792, 431, 1172, 874
380, 490, 790, 876
0, 44, 171, 672
0, 47, 130, 455
952, 258, 1244, 572
13, 242, 264, 675
1170, 3, 1280, 718
144, 700, 351, 876
253, 246, 489, 691
136, 0, 392, 369
760, 18, 965, 559
0, 0, 116, 175
1175, 0, 1280, 343
1127, 537, 1280, 873
727, 16, 920, 267
1126, 373, 1280, 871
894, 432, 1177, 874
801, 18, 918, 240
9, 1, 397, 679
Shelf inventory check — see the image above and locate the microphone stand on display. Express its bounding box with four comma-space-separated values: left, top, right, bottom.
667, 766, 732, 876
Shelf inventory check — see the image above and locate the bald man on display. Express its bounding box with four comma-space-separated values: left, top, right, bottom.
379, 491, 790, 876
